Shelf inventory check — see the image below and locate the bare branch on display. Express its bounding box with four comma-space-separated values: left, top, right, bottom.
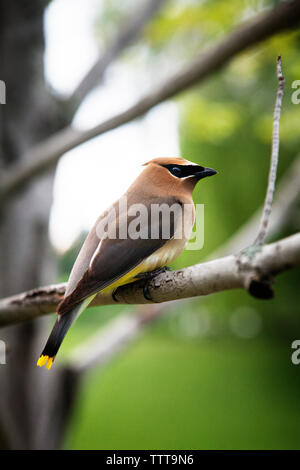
254, 55, 285, 246
69, 0, 166, 112
1, 0, 300, 206
0, 233, 299, 328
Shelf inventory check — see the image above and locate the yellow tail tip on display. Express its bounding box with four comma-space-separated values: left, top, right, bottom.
37, 355, 55, 370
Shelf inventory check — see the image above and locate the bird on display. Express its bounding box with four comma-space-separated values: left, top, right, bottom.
37, 157, 217, 369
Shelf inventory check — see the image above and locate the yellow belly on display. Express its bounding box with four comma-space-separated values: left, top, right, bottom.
100, 264, 146, 294
101, 236, 187, 295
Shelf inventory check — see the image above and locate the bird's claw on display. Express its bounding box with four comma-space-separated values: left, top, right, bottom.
136, 266, 171, 280
136, 266, 171, 301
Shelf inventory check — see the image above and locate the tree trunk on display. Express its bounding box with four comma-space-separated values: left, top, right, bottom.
0, 0, 77, 449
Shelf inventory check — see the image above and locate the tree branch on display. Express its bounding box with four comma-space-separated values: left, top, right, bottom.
68, 0, 166, 113
254, 55, 285, 246
235, 56, 285, 300
0, 233, 299, 328
1, 0, 299, 206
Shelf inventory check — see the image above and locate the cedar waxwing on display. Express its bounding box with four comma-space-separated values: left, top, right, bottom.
37, 157, 217, 369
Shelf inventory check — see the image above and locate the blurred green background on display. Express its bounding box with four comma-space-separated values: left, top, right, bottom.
53, 0, 300, 449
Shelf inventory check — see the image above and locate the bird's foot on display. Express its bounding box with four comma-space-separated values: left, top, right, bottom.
112, 267, 172, 302
135, 266, 171, 280
136, 266, 172, 301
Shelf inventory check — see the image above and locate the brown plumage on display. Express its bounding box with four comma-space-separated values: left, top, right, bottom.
37, 157, 217, 369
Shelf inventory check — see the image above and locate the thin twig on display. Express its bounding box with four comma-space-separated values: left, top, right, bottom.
254, 55, 285, 246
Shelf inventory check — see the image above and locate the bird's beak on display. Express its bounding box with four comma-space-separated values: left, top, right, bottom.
194, 166, 218, 180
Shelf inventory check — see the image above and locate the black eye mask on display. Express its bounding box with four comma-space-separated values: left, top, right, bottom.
162, 164, 205, 178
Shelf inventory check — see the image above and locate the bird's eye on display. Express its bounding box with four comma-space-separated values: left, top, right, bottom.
169, 166, 182, 177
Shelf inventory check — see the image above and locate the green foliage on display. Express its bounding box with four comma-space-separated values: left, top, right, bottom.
181, 95, 242, 143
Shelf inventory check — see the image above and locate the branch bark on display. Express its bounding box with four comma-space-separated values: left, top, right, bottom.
1, 0, 300, 206
0, 233, 299, 328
